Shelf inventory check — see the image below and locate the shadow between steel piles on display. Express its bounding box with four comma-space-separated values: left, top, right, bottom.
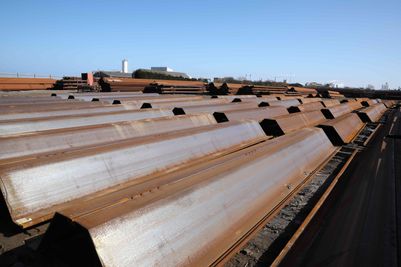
260, 110, 326, 136
317, 113, 365, 146
0, 120, 266, 228
39, 127, 335, 267
0, 109, 173, 136
0, 114, 218, 162
356, 103, 388, 123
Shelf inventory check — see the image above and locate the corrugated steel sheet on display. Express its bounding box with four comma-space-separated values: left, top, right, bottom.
213, 106, 289, 123
288, 101, 324, 113
39, 128, 335, 267
0, 121, 266, 227
260, 110, 326, 136
0, 109, 173, 136
140, 98, 230, 109
0, 114, 217, 162
321, 99, 340, 108
318, 113, 364, 145
265, 99, 301, 108
173, 102, 260, 115
356, 103, 387, 122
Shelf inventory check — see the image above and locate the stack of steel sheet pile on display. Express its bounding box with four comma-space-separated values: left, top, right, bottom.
0, 91, 390, 266
99, 77, 207, 94
0, 77, 56, 91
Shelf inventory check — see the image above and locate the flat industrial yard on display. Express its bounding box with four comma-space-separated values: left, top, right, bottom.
0, 79, 399, 266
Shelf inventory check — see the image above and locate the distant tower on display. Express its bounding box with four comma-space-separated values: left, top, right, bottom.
122, 59, 128, 73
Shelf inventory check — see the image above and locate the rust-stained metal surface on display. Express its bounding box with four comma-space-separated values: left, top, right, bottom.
213, 106, 289, 123
0, 114, 217, 161
361, 99, 379, 107
81, 95, 204, 104
321, 99, 340, 108
0, 121, 266, 227
55, 92, 148, 99
0, 104, 142, 121
321, 103, 354, 119
40, 128, 335, 267
0, 109, 173, 136
318, 113, 365, 145
265, 99, 301, 108
298, 98, 322, 104
260, 110, 326, 136
382, 99, 397, 108
173, 102, 260, 115
288, 101, 324, 113
0, 100, 108, 114
356, 103, 387, 122
140, 98, 230, 109
214, 95, 258, 100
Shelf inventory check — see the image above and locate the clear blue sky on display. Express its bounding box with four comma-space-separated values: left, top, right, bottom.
1, 0, 400, 88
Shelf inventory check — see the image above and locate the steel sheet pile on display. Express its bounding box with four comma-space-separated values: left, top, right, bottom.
0, 91, 390, 266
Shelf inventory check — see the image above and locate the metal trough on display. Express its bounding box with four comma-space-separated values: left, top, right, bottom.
0, 121, 266, 228
318, 113, 364, 145
39, 128, 335, 267
356, 103, 387, 123
213, 106, 289, 123
0, 114, 217, 162
0, 109, 173, 137
260, 110, 326, 136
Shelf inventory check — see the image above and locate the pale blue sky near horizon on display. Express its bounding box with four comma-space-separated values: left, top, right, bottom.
1, 0, 400, 88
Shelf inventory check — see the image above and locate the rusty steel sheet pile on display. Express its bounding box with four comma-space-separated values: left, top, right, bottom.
356, 103, 388, 123
172, 101, 260, 115
361, 99, 379, 107
39, 127, 335, 267
321, 99, 341, 108
0, 96, 70, 105
0, 114, 218, 162
140, 98, 230, 109
213, 106, 289, 123
0, 121, 266, 227
264, 99, 301, 108
77, 95, 205, 103
382, 99, 397, 108
213, 95, 258, 100
287, 101, 324, 113
0, 77, 56, 91
0, 109, 173, 137
260, 110, 326, 136
0, 101, 109, 114
298, 98, 322, 104
317, 113, 365, 145
321, 103, 354, 119
54, 92, 149, 99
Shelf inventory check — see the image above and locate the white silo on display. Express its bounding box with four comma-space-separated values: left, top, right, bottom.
122, 59, 128, 73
